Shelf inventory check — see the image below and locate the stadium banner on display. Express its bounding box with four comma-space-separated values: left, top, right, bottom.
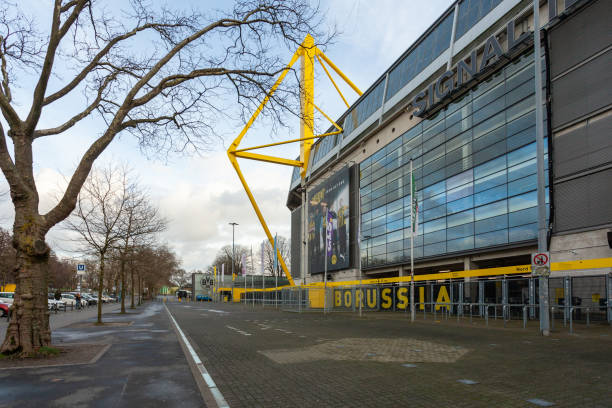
308, 166, 350, 274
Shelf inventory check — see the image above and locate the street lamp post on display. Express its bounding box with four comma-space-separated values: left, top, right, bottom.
229, 222, 238, 303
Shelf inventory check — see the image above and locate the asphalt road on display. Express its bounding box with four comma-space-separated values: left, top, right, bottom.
167, 300, 612, 408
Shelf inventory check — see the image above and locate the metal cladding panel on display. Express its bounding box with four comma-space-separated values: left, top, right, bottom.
549, 0, 612, 78
554, 168, 612, 232
290, 206, 301, 279
551, 49, 612, 128
349, 164, 359, 270
553, 113, 612, 178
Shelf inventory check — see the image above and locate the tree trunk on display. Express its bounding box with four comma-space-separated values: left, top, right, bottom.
120, 258, 126, 313
0, 247, 51, 355
1, 206, 51, 355
96, 255, 105, 324
130, 266, 135, 309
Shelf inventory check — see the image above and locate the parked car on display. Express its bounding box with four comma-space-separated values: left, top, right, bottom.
81, 293, 97, 305
61, 293, 77, 306
47, 297, 66, 311
0, 302, 9, 317
101, 294, 112, 303
196, 294, 212, 302
0, 292, 14, 305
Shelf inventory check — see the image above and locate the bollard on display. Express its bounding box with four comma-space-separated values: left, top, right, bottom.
570, 306, 574, 334
551, 307, 555, 331
523, 305, 527, 329
485, 307, 489, 327
587, 307, 590, 327
434, 303, 437, 321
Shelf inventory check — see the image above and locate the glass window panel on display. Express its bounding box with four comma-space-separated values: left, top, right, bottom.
474, 154, 506, 179
387, 219, 403, 233
447, 222, 474, 240
507, 126, 535, 152
447, 195, 474, 214
423, 144, 445, 165
387, 168, 403, 183
446, 129, 472, 151
372, 195, 386, 210
508, 157, 536, 182
475, 213, 508, 235
387, 250, 404, 263
475, 229, 508, 248
507, 142, 536, 167
387, 230, 403, 243
447, 236, 474, 252
403, 234, 423, 247
509, 223, 537, 242
473, 79, 505, 111
386, 188, 403, 204
424, 229, 446, 245
474, 184, 507, 206
506, 95, 535, 122
508, 174, 536, 197
423, 192, 446, 211
508, 191, 537, 212
508, 206, 537, 227
445, 156, 474, 178
423, 132, 446, 154
506, 62, 534, 90
404, 246, 423, 260
387, 198, 403, 213
424, 217, 446, 233
446, 143, 473, 166
387, 208, 403, 223
447, 182, 473, 202
446, 104, 472, 128
371, 186, 386, 200
473, 95, 505, 125
505, 77, 534, 107
422, 168, 446, 187
423, 181, 445, 199
473, 140, 506, 166
446, 93, 471, 115
386, 136, 402, 152
455, 0, 503, 40
371, 216, 386, 230
371, 244, 386, 256
474, 169, 506, 193
424, 204, 446, 221
424, 242, 446, 256
475, 199, 507, 220
507, 110, 535, 137
447, 209, 474, 228
473, 111, 504, 139
473, 125, 505, 153
423, 156, 446, 176
446, 169, 473, 190
372, 206, 386, 219
422, 119, 445, 141
372, 235, 386, 247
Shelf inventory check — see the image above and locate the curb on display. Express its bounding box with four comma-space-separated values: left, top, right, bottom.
164, 303, 229, 408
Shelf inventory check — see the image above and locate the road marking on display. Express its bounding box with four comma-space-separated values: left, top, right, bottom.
226, 325, 252, 336
527, 399, 555, 406
457, 379, 479, 385
164, 305, 229, 408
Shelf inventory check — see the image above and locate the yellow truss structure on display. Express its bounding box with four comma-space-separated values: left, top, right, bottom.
228, 34, 362, 286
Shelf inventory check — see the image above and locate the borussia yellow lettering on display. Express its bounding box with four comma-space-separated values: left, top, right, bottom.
435, 286, 450, 311
356, 289, 364, 307
381, 288, 392, 309
419, 286, 425, 310
335, 291, 342, 307
344, 290, 352, 308
397, 287, 408, 309
367, 289, 377, 308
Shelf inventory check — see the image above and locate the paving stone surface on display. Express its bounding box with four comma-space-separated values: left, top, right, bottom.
168, 300, 612, 408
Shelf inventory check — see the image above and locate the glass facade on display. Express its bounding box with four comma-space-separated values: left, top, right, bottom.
455, 0, 504, 40
359, 52, 549, 268
386, 12, 454, 101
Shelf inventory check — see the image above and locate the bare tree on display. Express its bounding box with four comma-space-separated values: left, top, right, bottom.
64, 164, 127, 324
0, 0, 329, 354
262, 236, 290, 276
115, 180, 166, 312
211, 244, 253, 279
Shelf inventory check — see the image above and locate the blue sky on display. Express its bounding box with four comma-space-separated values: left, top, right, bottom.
0, 0, 453, 270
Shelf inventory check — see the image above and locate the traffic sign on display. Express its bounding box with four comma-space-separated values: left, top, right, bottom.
77, 264, 86, 276
531, 252, 550, 276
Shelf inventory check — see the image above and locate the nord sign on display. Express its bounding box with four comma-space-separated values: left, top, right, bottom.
413, 20, 530, 117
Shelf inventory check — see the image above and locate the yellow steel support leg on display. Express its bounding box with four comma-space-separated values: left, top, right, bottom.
227, 34, 361, 287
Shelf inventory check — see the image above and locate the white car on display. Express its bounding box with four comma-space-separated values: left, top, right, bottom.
61, 294, 77, 306
48, 299, 66, 310
0, 292, 14, 305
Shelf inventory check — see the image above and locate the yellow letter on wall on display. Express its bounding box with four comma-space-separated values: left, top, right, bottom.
435, 286, 450, 311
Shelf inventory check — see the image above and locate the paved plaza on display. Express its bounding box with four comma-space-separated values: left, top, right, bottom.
167, 300, 612, 408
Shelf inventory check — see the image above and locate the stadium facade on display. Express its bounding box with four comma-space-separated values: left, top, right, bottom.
286, 0, 612, 296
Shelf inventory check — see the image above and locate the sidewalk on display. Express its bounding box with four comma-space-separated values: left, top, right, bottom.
0, 301, 205, 408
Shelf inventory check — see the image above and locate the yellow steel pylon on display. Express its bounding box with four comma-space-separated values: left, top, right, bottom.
227, 34, 362, 286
